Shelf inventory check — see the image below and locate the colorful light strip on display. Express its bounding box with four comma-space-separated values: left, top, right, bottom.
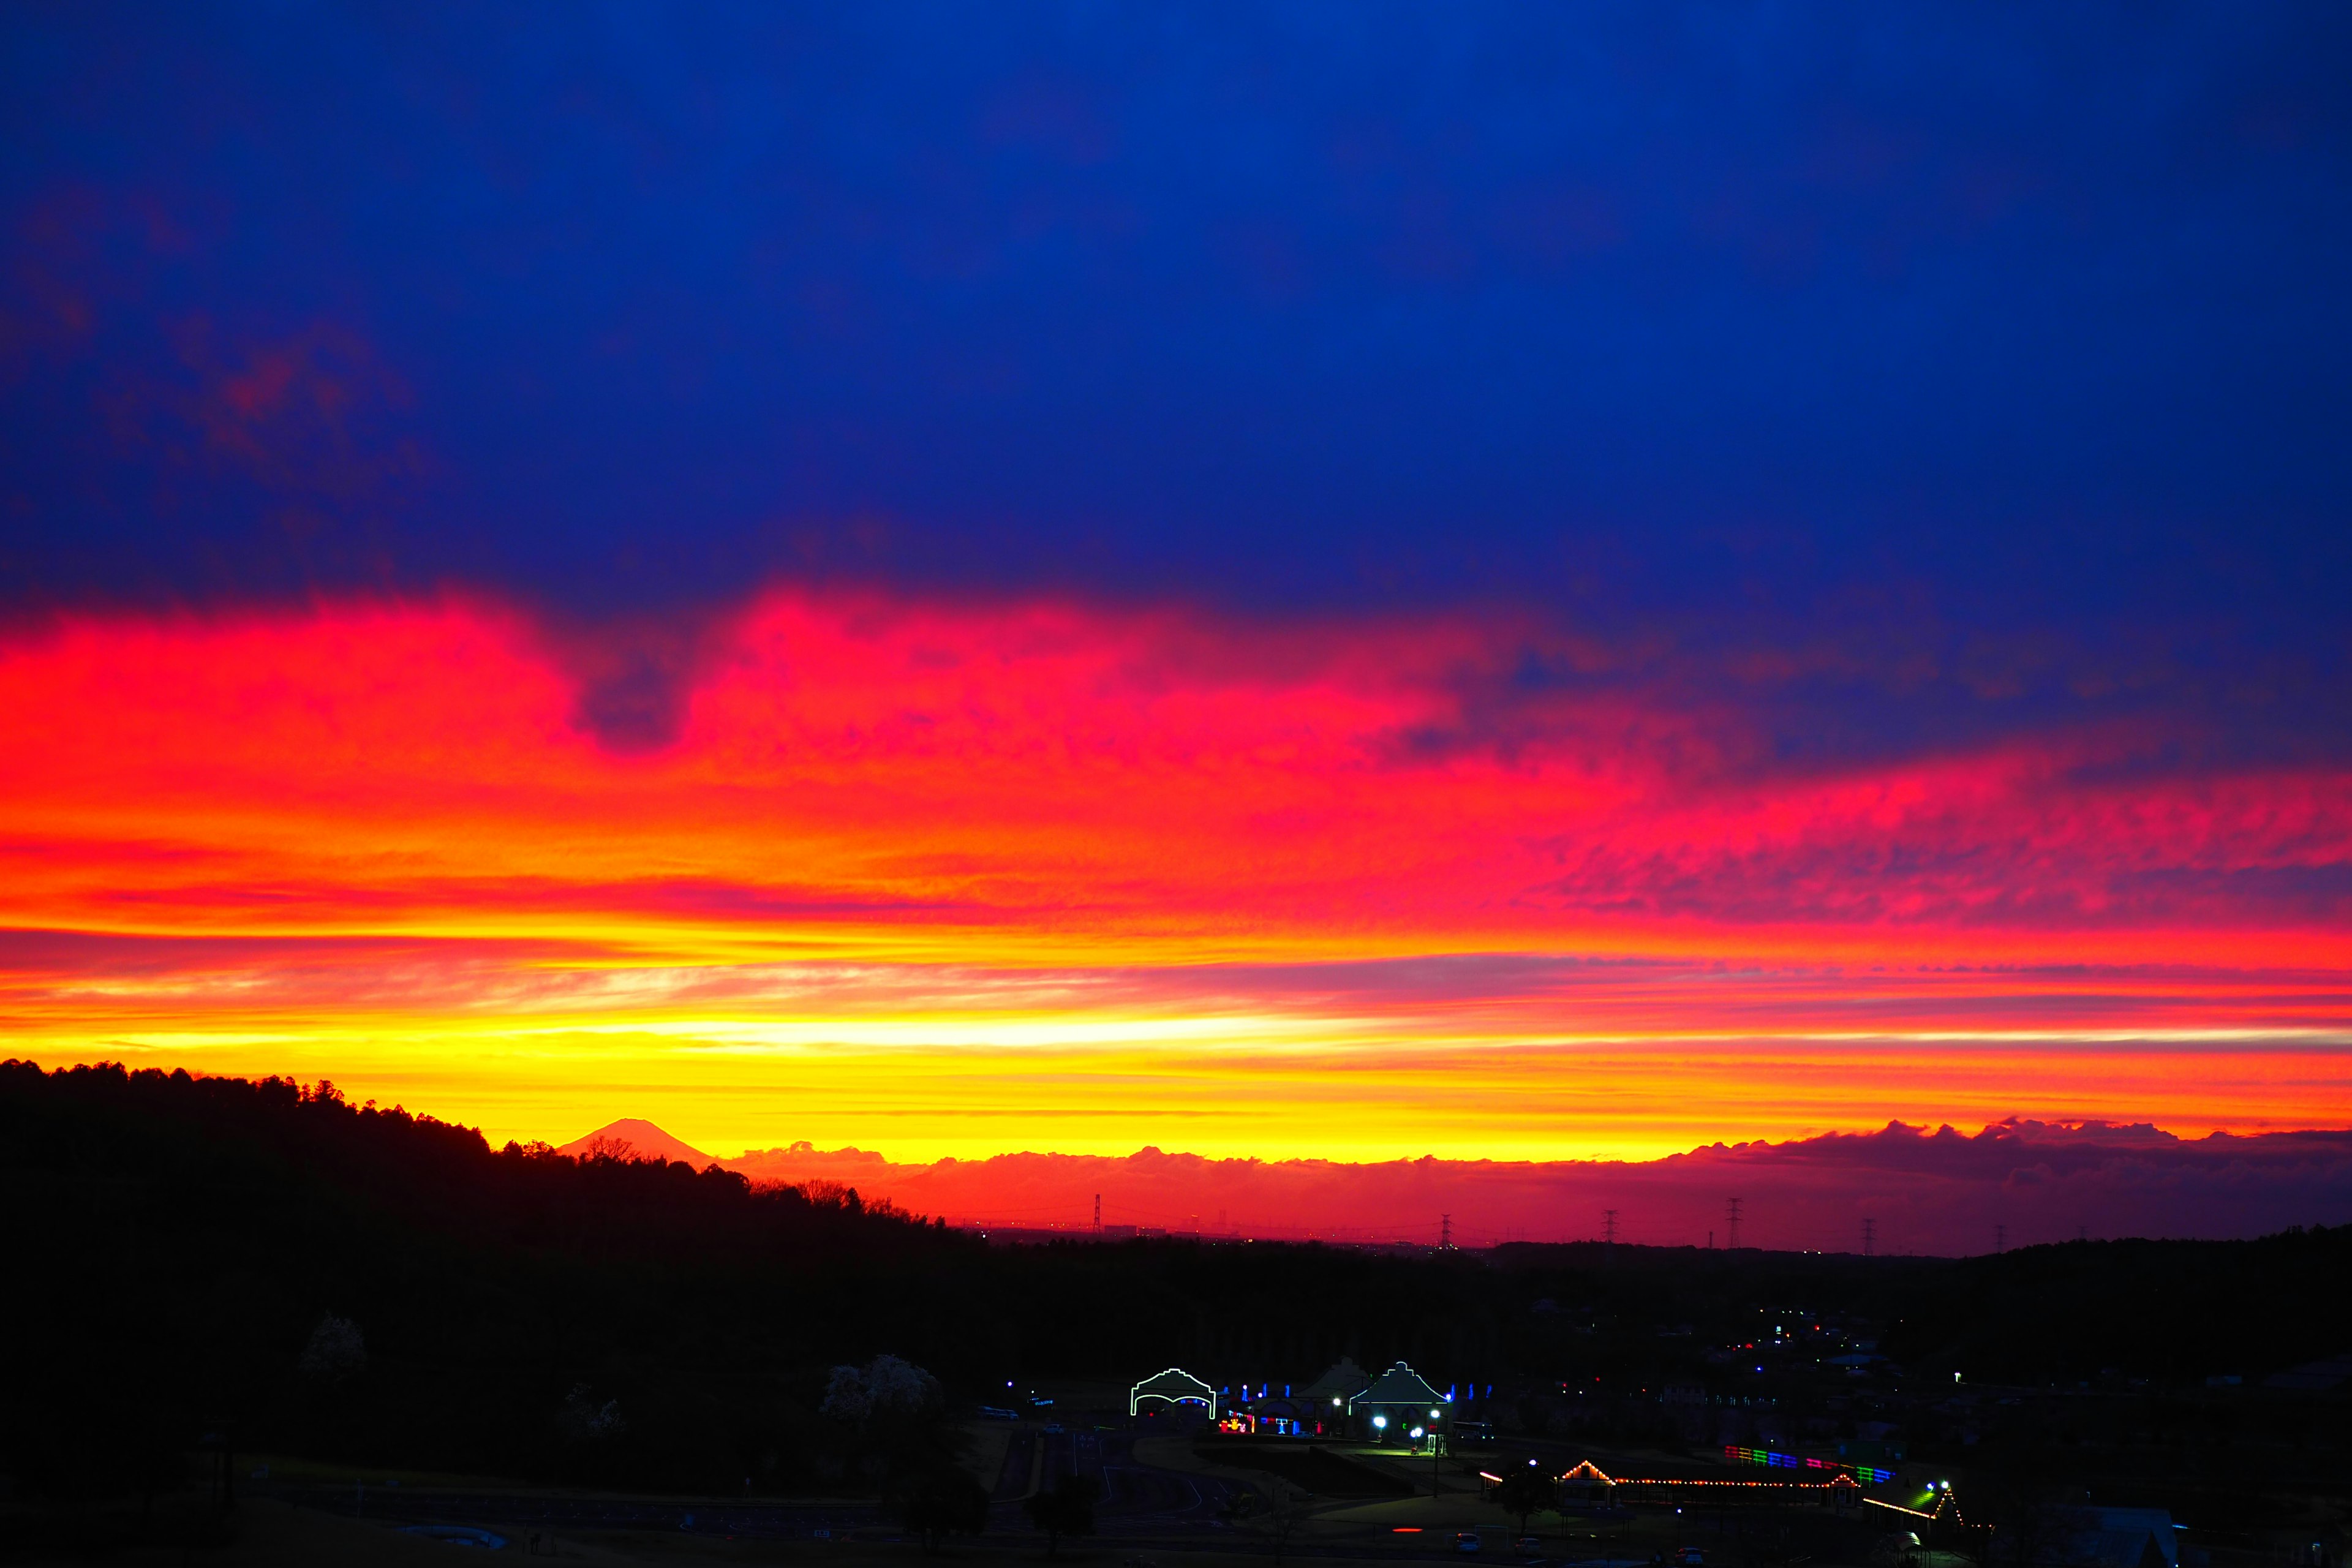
1722, 1445, 1893, 1484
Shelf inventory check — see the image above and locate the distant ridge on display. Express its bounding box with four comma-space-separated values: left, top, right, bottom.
557, 1118, 716, 1169
546, 1118, 2352, 1251
718, 1123, 2352, 1253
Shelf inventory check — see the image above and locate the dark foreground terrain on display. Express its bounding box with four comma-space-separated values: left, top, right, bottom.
4, 1061, 2348, 1563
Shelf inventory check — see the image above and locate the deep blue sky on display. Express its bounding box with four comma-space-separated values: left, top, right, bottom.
4, 2, 2348, 753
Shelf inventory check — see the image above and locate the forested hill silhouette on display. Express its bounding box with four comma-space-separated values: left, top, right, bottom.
4, 1060, 2348, 1507
0, 1059, 965, 1498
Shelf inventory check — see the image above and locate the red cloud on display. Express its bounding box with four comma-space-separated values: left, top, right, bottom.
0, 591, 2345, 1161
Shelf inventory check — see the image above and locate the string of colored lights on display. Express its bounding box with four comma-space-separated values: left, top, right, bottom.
1864, 1493, 1972, 1531
1550, 1460, 1862, 1493
1518, 1459, 1981, 1534
1723, 1444, 1896, 1483
1866, 1499, 1939, 1521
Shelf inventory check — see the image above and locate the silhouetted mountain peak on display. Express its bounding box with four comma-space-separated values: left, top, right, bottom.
557, 1118, 714, 1168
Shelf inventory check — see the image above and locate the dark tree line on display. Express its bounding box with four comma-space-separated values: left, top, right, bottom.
5, 1060, 2346, 1512
0, 1060, 970, 1500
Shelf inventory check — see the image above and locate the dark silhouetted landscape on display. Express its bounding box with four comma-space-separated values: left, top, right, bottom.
5, 1061, 2347, 1564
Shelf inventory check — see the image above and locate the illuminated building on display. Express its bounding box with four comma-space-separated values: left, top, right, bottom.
1348, 1361, 1449, 1447
1129, 1367, 1217, 1419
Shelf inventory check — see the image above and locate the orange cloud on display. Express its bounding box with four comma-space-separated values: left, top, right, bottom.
2, 592, 2346, 1156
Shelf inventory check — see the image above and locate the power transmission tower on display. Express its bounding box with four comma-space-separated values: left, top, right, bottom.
1861, 1218, 1875, 1257
1440, 1213, 1452, 1249
1725, 1197, 1743, 1251
1093, 1193, 1101, 1231
1602, 1208, 1618, 1248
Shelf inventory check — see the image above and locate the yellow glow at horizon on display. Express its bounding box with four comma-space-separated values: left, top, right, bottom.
22, 1000, 2349, 1165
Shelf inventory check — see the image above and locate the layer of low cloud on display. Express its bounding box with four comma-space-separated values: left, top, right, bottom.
723, 1120, 2352, 1257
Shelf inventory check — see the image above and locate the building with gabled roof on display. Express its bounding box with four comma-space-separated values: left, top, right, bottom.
1348, 1360, 1449, 1442
1297, 1356, 1372, 1417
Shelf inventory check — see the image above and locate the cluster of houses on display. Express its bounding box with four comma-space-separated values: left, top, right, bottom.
1129, 1357, 1464, 1449
1125, 1366, 2195, 1568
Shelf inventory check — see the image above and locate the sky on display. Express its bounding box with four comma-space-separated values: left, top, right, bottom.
3, 4, 2350, 1195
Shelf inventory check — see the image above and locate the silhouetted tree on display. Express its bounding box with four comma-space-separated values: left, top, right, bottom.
1972, 1472, 2067, 1568
555, 1384, 628, 1487
1490, 1466, 1556, 1536
124, 1401, 189, 1537
298, 1314, 368, 1382
890, 1463, 991, 1553
823, 1354, 961, 1494
1257, 1481, 1313, 1565
1025, 1472, 1100, 1558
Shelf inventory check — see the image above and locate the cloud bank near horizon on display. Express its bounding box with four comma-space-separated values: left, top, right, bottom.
3, 592, 2347, 1159
649, 1118, 2352, 1257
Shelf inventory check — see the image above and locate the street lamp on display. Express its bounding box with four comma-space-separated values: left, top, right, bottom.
1373, 1414, 1388, 1447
